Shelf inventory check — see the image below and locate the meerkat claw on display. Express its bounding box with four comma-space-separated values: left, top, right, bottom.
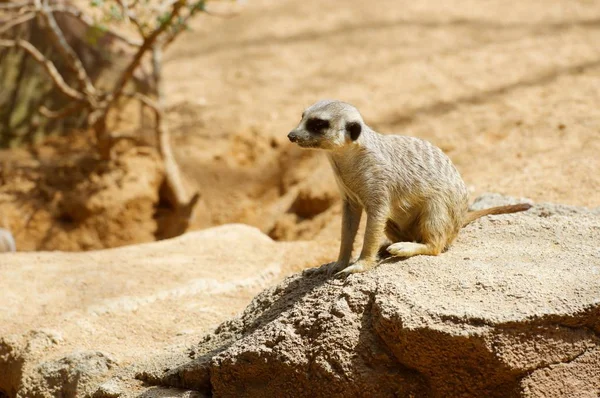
335, 261, 372, 276
335, 267, 353, 276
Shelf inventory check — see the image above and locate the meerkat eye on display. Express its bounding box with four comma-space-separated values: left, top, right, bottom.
346, 121, 362, 141
306, 118, 330, 133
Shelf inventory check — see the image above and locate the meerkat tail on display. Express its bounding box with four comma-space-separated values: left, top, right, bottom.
462, 203, 532, 227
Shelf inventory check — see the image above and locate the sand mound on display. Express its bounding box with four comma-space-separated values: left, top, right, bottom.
140, 198, 600, 397
0, 224, 334, 397
0, 137, 165, 251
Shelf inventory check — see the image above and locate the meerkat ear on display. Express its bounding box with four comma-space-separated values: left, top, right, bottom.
346, 122, 362, 141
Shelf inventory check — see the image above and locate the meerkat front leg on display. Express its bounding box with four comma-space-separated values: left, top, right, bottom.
327, 199, 362, 275
337, 206, 386, 275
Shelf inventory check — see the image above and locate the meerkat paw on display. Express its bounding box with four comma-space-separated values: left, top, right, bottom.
326, 261, 349, 276
335, 260, 376, 276
304, 261, 346, 276
386, 242, 428, 257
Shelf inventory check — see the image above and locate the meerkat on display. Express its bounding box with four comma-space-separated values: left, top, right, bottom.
0, 228, 16, 253
287, 100, 531, 275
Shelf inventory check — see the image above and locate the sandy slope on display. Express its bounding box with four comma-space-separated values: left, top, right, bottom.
0, 225, 335, 397
2, 0, 599, 250
161, 0, 600, 238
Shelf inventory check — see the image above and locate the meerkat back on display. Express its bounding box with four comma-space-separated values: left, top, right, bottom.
380, 135, 469, 209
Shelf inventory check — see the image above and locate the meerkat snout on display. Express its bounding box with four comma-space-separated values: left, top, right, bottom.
287, 131, 299, 143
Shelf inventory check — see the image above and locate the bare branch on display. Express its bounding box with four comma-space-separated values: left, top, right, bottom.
0, 11, 34, 35
39, 101, 86, 119
151, 45, 197, 208
161, 0, 239, 50
34, 0, 97, 97
0, 38, 85, 101
48, 4, 142, 47
0, 1, 33, 10
108, 0, 186, 106
123, 91, 158, 110
118, 0, 131, 23
161, 0, 199, 49
115, 0, 145, 36
152, 0, 178, 13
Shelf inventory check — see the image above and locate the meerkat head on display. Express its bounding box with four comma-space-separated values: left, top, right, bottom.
287, 100, 364, 150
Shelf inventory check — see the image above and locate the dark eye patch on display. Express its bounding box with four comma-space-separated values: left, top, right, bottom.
306, 118, 330, 133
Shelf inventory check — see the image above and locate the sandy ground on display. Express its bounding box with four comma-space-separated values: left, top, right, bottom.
2, 2, 600, 394
163, 0, 600, 235
0, 225, 335, 397
165, 200, 600, 397
2, 0, 600, 250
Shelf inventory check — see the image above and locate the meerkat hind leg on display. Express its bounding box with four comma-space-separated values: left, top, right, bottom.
384, 217, 434, 257
386, 205, 451, 258
387, 241, 440, 257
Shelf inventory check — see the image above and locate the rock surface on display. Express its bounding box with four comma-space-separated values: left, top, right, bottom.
2, 196, 599, 397
146, 200, 600, 397
0, 224, 333, 397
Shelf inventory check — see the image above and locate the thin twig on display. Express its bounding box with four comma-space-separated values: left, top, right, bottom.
161, 0, 239, 50
108, 0, 186, 106
49, 4, 142, 47
90, 0, 186, 158
0, 11, 34, 35
162, 0, 202, 49
39, 101, 86, 119
35, 0, 97, 97
155, 0, 178, 13
123, 91, 158, 109
0, 1, 33, 10
115, 0, 145, 36
151, 44, 195, 207
119, 0, 130, 23
0, 38, 85, 101
151, 45, 165, 149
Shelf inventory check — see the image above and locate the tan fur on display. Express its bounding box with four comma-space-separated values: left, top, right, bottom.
462, 204, 532, 227
288, 100, 531, 275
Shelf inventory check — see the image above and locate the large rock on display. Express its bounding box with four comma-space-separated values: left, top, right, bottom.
149, 200, 600, 397
0, 224, 333, 398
